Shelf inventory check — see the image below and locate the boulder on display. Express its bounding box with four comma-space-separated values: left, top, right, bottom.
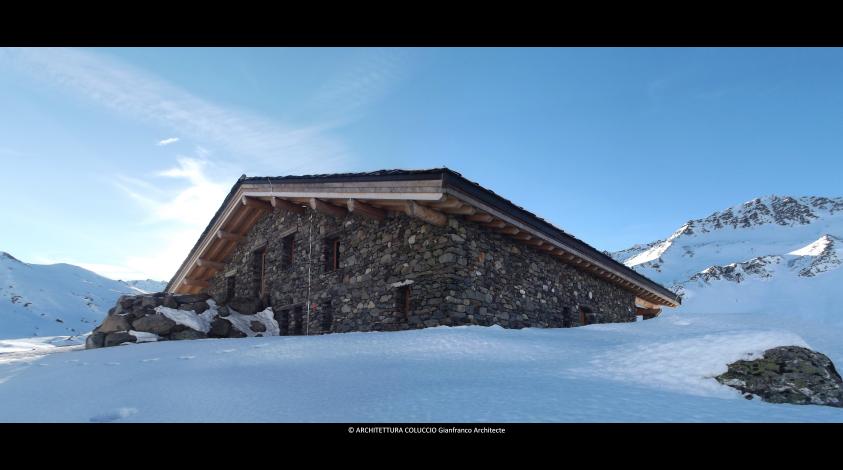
169, 329, 207, 340
119, 296, 135, 310
98, 314, 131, 334
717, 346, 843, 407
140, 296, 158, 308
208, 318, 232, 338
217, 305, 230, 317
250, 320, 266, 333
104, 332, 137, 347
192, 301, 210, 314
227, 327, 247, 339
132, 314, 177, 336
229, 298, 263, 315
174, 294, 209, 304
163, 295, 179, 309
85, 331, 106, 349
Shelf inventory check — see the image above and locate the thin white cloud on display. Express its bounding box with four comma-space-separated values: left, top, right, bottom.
157, 137, 179, 146
1, 47, 352, 173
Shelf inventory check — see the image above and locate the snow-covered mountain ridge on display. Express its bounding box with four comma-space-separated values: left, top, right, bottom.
611, 196, 843, 320
0, 251, 166, 339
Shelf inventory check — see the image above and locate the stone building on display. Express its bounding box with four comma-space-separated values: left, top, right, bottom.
165, 168, 679, 335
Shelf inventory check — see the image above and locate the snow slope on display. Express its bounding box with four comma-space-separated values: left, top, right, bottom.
612, 196, 843, 319
0, 310, 841, 422
0, 251, 166, 339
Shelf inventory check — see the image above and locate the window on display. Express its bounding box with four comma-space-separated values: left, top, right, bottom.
225, 275, 236, 302
324, 237, 340, 272
292, 306, 304, 335
321, 301, 333, 332
397, 286, 411, 315
579, 306, 592, 326
253, 246, 267, 298
562, 306, 572, 328
281, 234, 295, 269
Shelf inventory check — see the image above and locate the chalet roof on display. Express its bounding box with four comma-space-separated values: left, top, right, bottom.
166, 168, 681, 307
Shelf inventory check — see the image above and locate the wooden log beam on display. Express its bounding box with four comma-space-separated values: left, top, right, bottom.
404, 201, 447, 227
242, 196, 272, 212
347, 198, 385, 221
197, 259, 225, 270
443, 205, 476, 216
499, 226, 519, 236
182, 279, 210, 288
514, 233, 532, 241
485, 219, 506, 229
217, 230, 245, 242
309, 198, 348, 218
429, 196, 463, 210
466, 213, 494, 223
271, 197, 305, 215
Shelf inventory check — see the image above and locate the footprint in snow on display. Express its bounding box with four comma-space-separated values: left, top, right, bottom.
218, 349, 237, 354
178, 355, 195, 360
141, 358, 160, 363
89, 407, 138, 423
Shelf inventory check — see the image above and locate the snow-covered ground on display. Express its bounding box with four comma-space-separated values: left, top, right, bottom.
1, 309, 841, 422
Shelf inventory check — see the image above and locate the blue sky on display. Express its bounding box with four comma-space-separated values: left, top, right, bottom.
1, 47, 842, 281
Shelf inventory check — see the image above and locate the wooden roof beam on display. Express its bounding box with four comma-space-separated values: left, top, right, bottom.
404, 201, 447, 227
485, 219, 506, 229
217, 230, 245, 242
499, 226, 520, 236
514, 233, 532, 241
467, 213, 494, 223
443, 205, 476, 216
182, 279, 210, 288
347, 198, 385, 221
242, 196, 272, 212
429, 195, 464, 210
196, 259, 225, 270
271, 197, 305, 215
310, 198, 348, 218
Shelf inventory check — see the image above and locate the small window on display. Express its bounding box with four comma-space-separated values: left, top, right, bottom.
225, 276, 236, 302
579, 306, 592, 326
397, 286, 411, 315
321, 301, 333, 332
324, 237, 340, 272
253, 246, 267, 298
281, 234, 295, 269
292, 306, 304, 335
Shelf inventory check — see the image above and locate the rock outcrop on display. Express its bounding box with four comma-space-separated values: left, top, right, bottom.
716, 346, 843, 407
85, 293, 277, 349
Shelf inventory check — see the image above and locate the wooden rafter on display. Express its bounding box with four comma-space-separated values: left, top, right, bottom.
242, 195, 272, 211
271, 197, 305, 215
310, 198, 348, 218
347, 198, 385, 221
485, 219, 506, 229
499, 226, 519, 235
182, 278, 210, 288
466, 213, 494, 223
197, 259, 225, 270
217, 230, 245, 242
404, 201, 447, 227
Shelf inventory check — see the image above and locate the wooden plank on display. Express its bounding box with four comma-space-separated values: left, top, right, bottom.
428, 195, 463, 210
514, 233, 532, 241
404, 201, 447, 227
271, 197, 305, 214
499, 226, 519, 235
241, 195, 272, 211
182, 279, 210, 288
217, 230, 245, 242
347, 198, 385, 221
309, 198, 348, 218
197, 259, 225, 270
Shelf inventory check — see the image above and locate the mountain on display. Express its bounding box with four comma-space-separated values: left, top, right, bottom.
0, 252, 166, 339
612, 196, 843, 322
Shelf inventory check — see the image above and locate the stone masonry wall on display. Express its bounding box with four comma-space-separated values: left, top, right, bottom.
207, 205, 635, 335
